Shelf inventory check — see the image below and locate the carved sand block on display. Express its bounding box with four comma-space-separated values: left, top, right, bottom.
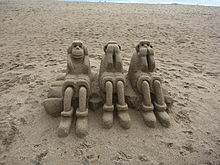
127, 40, 171, 128
44, 41, 94, 138
99, 41, 131, 129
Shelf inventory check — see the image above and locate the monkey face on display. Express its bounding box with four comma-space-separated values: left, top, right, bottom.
70, 42, 84, 59
136, 41, 152, 57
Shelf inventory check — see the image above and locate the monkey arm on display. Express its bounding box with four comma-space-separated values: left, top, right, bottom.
105, 46, 114, 71
84, 56, 91, 75
115, 49, 122, 72
147, 47, 156, 72
66, 55, 73, 75
148, 56, 155, 72
140, 56, 148, 72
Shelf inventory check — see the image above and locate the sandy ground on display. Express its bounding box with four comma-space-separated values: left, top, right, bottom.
0, 0, 220, 164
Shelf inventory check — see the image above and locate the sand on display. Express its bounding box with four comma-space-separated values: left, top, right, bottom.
0, 0, 220, 164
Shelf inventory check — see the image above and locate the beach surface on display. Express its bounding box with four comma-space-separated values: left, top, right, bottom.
0, 0, 220, 164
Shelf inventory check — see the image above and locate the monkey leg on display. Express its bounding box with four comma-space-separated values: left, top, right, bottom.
153, 80, 170, 127
58, 87, 74, 137
141, 81, 156, 128
102, 81, 114, 129
116, 81, 131, 129
76, 86, 89, 137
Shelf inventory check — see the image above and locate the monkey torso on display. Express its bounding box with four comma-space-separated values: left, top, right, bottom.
128, 52, 151, 89
66, 55, 91, 76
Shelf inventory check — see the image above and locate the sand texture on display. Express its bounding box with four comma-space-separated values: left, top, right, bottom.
0, 0, 220, 164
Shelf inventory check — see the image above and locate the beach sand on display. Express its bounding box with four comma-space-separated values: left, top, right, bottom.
0, 0, 220, 164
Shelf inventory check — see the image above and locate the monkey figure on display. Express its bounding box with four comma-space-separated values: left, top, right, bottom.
128, 40, 170, 128
99, 41, 131, 129
58, 41, 91, 137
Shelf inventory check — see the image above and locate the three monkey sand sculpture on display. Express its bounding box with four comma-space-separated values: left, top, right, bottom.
43, 40, 173, 138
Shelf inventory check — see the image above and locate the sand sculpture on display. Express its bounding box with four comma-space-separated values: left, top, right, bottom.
44, 41, 91, 137
43, 40, 172, 138
99, 41, 131, 129
128, 40, 170, 128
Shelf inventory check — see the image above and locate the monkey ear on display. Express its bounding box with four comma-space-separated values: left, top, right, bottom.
67, 46, 72, 54
83, 46, 88, 56
118, 44, 121, 51
103, 44, 108, 53
135, 44, 140, 53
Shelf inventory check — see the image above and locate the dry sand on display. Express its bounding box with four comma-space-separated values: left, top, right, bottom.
0, 0, 220, 164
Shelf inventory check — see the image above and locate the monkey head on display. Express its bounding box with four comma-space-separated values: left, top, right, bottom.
67, 41, 88, 59
104, 41, 121, 53
135, 40, 155, 72
103, 41, 123, 72
136, 40, 153, 57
